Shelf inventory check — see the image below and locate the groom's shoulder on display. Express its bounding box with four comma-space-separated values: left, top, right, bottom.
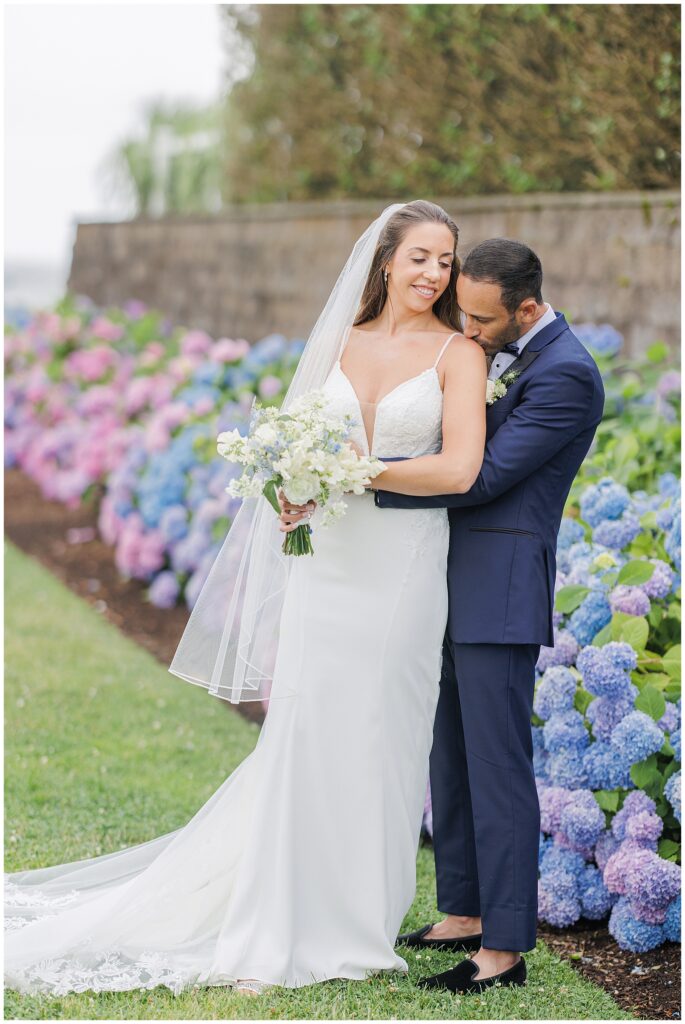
536, 321, 603, 393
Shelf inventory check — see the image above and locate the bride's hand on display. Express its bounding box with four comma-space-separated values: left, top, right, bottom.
348, 440, 365, 457
277, 487, 316, 533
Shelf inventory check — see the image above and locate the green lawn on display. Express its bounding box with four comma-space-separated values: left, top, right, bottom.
4, 541, 634, 1020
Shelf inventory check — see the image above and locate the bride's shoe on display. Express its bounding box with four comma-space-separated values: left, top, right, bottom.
235, 977, 271, 996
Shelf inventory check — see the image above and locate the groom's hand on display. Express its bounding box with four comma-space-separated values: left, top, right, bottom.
277, 487, 316, 533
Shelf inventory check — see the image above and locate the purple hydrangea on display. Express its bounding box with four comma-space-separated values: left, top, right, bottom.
147, 570, 181, 609
558, 790, 606, 850
534, 666, 577, 721
643, 559, 675, 600
609, 897, 664, 952
543, 711, 590, 755
536, 629, 580, 673
656, 505, 676, 532
624, 810, 663, 849
670, 728, 681, 762
581, 864, 616, 920
609, 584, 651, 617
586, 694, 636, 742
604, 841, 654, 896
576, 643, 637, 700
665, 770, 681, 824
593, 512, 642, 550
594, 830, 620, 871
663, 894, 681, 943
580, 478, 630, 527
610, 711, 664, 764
658, 701, 680, 734
624, 850, 681, 912
568, 589, 612, 646
539, 786, 573, 834
538, 875, 580, 927
611, 791, 657, 842
582, 740, 633, 790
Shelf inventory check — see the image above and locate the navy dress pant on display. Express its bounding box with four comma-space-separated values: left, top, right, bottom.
430, 638, 541, 952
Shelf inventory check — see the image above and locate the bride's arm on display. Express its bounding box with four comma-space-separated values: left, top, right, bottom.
371, 338, 487, 496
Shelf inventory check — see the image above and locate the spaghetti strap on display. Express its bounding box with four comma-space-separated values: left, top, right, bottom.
433, 331, 459, 369
337, 324, 353, 361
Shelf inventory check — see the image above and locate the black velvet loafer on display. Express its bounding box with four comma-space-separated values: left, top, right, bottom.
417, 955, 527, 993
396, 923, 482, 952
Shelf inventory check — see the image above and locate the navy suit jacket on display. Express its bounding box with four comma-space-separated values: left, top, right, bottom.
374, 313, 605, 647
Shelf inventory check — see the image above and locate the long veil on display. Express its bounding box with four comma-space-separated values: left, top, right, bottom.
167, 202, 408, 704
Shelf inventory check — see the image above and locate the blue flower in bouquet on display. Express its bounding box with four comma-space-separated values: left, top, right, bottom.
643, 559, 675, 600
543, 710, 589, 755
536, 629, 580, 673
557, 518, 586, 552
576, 642, 636, 698
665, 507, 681, 571
593, 512, 641, 550
611, 791, 657, 841
670, 727, 681, 762
586, 694, 636, 742
665, 770, 681, 824
580, 478, 630, 527
610, 711, 664, 764
609, 584, 651, 617
558, 790, 605, 850
609, 897, 664, 952
574, 323, 623, 357
148, 570, 180, 609
568, 589, 612, 646
548, 750, 589, 788
658, 700, 679, 734
581, 864, 616, 920
663, 893, 681, 943
534, 666, 577, 720
582, 741, 633, 790
658, 472, 680, 500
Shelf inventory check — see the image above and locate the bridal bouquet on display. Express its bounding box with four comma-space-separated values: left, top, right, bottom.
217, 390, 386, 555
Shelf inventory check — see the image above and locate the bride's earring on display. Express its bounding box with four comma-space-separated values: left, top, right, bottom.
383, 268, 388, 287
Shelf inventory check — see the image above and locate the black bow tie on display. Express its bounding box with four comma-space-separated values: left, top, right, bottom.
501, 342, 520, 357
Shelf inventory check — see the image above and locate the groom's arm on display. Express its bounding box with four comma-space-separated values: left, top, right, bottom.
375, 362, 603, 510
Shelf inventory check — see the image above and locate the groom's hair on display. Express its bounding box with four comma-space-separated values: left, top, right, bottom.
462, 239, 543, 313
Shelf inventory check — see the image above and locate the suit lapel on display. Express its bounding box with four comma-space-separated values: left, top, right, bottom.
492, 312, 569, 381
494, 343, 542, 381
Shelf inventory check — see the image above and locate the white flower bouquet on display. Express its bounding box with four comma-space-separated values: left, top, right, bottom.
217, 390, 386, 555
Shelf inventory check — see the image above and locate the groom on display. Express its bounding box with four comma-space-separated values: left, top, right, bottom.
374, 238, 605, 993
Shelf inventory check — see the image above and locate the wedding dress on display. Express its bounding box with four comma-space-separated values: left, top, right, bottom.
4, 329, 456, 996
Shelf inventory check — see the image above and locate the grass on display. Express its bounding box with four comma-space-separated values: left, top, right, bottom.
4, 541, 634, 1020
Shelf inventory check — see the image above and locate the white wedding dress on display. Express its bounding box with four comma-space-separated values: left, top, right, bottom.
4, 331, 455, 996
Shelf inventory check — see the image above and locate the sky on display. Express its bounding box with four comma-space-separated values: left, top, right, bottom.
5, 4, 225, 272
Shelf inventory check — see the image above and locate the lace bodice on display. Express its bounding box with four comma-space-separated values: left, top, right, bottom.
321, 330, 457, 458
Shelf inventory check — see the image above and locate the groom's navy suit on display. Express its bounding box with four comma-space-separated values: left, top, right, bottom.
375, 313, 604, 952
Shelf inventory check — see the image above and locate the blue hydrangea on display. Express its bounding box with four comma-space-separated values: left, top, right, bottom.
609, 897, 664, 952
538, 876, 580, 927
665, 770, 681, 824
611, 712, 664, 765
543, 710, 590, 755
593, 512, 642, 550
548, 750, 589, 789
539, 786, 573, 833
581, 864, 616, 920
587, 694, 637, 741
558, 790, 606, 850
624, 810, 663, 848
625, 851, 681, 911
557, 518, 586, 552
658, 701, 679, 734
574, 323, 623, 357
643, 559, 675, 600
540, 843, 586, 883
595, 830, 620, 871
658, 473, 680, 500
656, 504, 676, 532
568, 589, 612, 646
534, 666, 577, 721
670, 728, 681, 762
576, 643, 637, 699
582, 741, 633, 790
666, 507, 681, 572
538, 833, 554, 867
580, 478, 630, 527
663, 893, 681, 943
536, 630, 579, 673
609, 584, 651, 617
612, 791, 657, 841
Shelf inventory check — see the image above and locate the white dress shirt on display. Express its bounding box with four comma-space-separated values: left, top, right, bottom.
487, 303, 557, 381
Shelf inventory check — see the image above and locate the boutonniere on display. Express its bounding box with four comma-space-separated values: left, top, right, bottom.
485, 369, 521, 406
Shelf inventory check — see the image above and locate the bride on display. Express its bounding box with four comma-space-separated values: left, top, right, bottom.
4, 200, 486, 997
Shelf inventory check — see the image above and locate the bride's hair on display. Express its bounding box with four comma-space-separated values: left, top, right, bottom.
354, 200, 461, 329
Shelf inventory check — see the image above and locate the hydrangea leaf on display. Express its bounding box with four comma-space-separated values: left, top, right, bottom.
657, 838, 680, 862
617, 560, 656, 586
612, 434, 640, 466
663, 645, 682, 681
592, 622, 612, 647
555, 584, 591, 614
574, 687, 594, 715
647, 341, 669, 363
594, 789, 620, 813
630, 753, 660, 791
610, 612, 649, 650
664, 681, 681, 702
634, 684, 666, 721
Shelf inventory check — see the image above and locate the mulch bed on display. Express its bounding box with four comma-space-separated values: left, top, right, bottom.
4, 467, 681, 1020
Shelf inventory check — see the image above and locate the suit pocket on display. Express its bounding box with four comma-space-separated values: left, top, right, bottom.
469, 526, 538, 537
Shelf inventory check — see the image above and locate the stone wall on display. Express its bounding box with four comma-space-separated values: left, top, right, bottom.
68, 191, 680, 357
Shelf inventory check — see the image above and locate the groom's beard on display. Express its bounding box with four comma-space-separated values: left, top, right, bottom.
476, 315, 521, 359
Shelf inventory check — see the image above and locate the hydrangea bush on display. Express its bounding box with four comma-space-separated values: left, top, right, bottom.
5, 306, 681, 952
